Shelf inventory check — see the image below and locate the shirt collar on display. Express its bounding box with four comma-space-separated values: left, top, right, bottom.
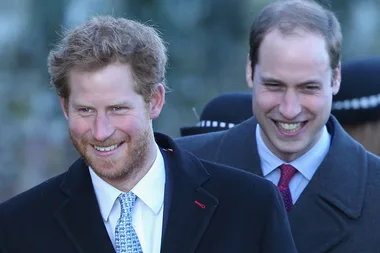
89, 143, 166, 222
89, 168, 122, 222
131, 144, 166, 215
256, 124, 331, 180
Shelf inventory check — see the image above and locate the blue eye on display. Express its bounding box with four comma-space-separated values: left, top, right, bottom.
79, 108, 93, 113
264, 83, 280, 87
306, 85, 319, 90
111, 106, 128, 113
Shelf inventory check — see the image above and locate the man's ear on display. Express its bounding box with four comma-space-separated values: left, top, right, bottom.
332, 62, 341, 95
149, 84, 165, 119
59, 97, 69, 120
246, 56, 254, 88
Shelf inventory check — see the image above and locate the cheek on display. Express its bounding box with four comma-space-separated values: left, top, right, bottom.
113, 115, 148, 136
300, 94, 332, 115
253, 90, 280, 113
68, 117, 91, 137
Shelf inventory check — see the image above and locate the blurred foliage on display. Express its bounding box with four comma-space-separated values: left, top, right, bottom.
1, 0, 380, 201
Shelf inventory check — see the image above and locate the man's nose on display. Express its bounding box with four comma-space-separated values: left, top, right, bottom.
92, 114, 115, 141
279, 90, 302, 120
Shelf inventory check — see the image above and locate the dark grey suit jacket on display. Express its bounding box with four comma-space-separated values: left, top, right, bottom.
176, 116, 380, 253
0, 133, 297, 253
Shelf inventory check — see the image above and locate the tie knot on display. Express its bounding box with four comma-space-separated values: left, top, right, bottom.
118, 192, 137, 216
278, 164, 297, 188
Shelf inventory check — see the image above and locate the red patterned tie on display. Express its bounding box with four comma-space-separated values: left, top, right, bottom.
277, 164, 297, 212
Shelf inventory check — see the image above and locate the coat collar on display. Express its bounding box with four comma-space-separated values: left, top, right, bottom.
56, 158, 116, 253
309, 116, 367, 218
214, 117, 263, 176
155, 133, 219, 253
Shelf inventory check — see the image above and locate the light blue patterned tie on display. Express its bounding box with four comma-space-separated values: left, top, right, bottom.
115, 192, 143, 253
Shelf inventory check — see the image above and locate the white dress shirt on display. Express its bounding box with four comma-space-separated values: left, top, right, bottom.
90, 144, 165, 253
256, 124, 331, 203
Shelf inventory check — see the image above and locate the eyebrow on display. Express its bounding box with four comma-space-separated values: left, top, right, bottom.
108, 101, 132, 108
71, 102, 92, 109
71, 100, 131, 107
260, 76, 322, 86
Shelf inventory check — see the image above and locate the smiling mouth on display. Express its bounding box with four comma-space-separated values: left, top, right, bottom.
92, 142, 124, 152
274, 121, 307, 133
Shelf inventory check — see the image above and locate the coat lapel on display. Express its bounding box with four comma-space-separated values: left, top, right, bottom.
156, 134, 219, 253
55, 159, 115, 253
288, 117, 367, 253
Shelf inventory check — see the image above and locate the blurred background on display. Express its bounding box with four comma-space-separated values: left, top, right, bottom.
1, 0, 379, 201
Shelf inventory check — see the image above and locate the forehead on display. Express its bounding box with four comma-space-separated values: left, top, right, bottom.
256, 28, 331, 82
67, 62, 139, 103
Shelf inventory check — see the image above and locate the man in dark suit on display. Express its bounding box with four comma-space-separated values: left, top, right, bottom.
176, 1, 380, 253
0, 16, 297, 253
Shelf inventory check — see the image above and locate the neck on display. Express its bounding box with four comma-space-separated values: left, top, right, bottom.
260, 127, 323, 163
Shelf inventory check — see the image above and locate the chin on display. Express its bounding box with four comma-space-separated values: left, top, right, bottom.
273, 140, 308, 157
92, 164, 128, 181
84, 155, 121, 176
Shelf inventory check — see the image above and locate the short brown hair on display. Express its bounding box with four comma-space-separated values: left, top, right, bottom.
48, 16, 168, 102
249, 0, 342, 75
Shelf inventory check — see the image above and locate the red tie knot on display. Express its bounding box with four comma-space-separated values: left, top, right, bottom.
278, 164, 297, 188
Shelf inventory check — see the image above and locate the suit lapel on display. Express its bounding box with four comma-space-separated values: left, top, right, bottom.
288, 178, 348, 253
55, 159, 115, 253
156, 134, 219, 253
289, 117, 367, 253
